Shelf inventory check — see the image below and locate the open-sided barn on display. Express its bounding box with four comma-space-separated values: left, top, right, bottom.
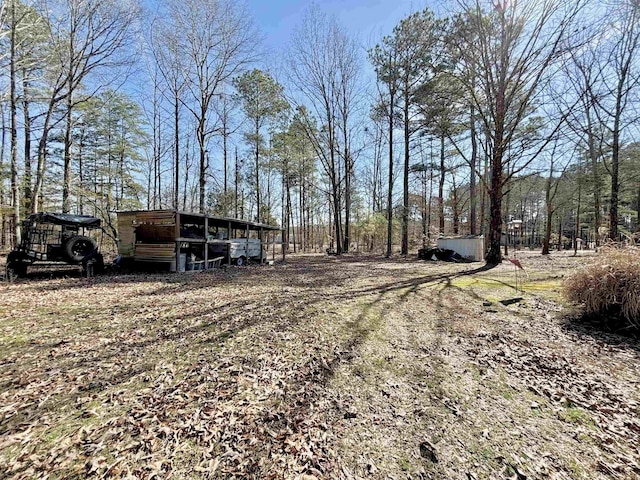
116, 210, 282, 271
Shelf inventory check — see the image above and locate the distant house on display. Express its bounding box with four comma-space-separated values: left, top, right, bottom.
116, 210, 282, 271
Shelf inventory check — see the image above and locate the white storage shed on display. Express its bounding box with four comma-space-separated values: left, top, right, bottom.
437, 236, 485, 261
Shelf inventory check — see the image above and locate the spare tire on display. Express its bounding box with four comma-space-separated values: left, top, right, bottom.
64, 235, 97, 262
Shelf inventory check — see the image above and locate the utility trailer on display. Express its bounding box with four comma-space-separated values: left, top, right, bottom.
116, 210, 281, 271
211, 238, 266, 266
5, 212, 104, 279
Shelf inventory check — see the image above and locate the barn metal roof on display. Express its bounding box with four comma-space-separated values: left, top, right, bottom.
117, 210, 281, 231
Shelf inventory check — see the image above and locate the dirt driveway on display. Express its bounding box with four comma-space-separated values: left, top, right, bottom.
0, 252, 638, 479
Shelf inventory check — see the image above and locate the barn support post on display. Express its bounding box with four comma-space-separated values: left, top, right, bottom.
227, 221, 232, 266
204, 216, 209, 269
259, 228, 264, 263
245, 225, 249, 264
174, 211, 180, 272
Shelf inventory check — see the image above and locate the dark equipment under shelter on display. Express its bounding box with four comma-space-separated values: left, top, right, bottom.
116, 210, 283, 271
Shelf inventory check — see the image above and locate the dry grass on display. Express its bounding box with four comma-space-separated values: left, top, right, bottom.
564, 246, 640, 329
1, 251, 639, 479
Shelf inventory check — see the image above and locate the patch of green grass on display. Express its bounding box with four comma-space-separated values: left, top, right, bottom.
558, 407, 594, 426
0, 334, 31, 350
450, 277, 507, 288
521, 280, 562, 291
501, 388, 514, 400
467, 442, 498, 467
398, 456, 412, 471
567, 458, 586, 478
40, 406, 104, 448
575, 432, 598, 445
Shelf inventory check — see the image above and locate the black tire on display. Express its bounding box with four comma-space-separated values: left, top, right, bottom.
64, 235, 97, 262
6, 252, 27, 279
235, 256, 247, 266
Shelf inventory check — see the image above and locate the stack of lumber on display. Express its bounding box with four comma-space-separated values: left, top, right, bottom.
134, 243, 175, 262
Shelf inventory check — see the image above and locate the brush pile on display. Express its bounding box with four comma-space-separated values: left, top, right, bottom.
564, 246, 640, 330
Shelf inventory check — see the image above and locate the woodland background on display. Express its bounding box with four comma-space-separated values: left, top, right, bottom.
1, 0, 639, 263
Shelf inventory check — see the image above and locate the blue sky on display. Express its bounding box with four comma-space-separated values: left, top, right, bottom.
246, 0, 434, 51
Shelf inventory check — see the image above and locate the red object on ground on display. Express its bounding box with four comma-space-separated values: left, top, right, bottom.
508, 258, 524, 270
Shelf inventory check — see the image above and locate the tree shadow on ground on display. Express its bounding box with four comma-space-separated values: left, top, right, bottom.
561, 312, 640, 356
1, 256, 501, 463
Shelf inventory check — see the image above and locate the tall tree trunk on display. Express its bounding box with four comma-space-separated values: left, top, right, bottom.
174, 90, 179, 210
637, 181, 640, 228
332, 176, 342, 254
480, 136, 488, 242
266, 145, 271, 222
22, 75, 32, 215
235, 147, 239, 218
9, 0, 20, 246
585, 108, 602, 246
452, 180, 459, 235
438, 134, 445, 234
288, 182, 295, 253
575, 170, 581, 255
503, 167, 511, 257
557, 212, 563, 251
485, 67, 506, 267
343, 118, 351, 253
198, 112, 207, 213
286, 175, 292, 253
62, 89, 73, 213
299, 170, 304, 251
401, 97, 409, 255
255, 118, 260, 222
1, 104, 6, 247
421, 163, 427, 248
386, 93, 394, 258
78, 133, 84, 215
542, 199, 553, 255
609, 111, 620, 241
486, 144, 504, 264
222, 95, 228, 214
470, 104, 478, 235
427, 165, 433, 241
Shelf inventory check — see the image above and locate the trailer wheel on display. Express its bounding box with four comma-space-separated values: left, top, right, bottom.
83, 253, 105, 276
235, 256, 247, 266
64, 235, 97, 262
5, 252, 27, 280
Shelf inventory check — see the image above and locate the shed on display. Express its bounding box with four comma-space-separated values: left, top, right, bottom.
116, 210, 282, 271
437, 235, 485, 262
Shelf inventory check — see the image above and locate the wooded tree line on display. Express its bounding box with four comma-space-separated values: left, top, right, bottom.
1, 0, 639, 262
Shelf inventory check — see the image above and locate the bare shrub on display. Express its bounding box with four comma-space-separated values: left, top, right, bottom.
564, 247, 640, 330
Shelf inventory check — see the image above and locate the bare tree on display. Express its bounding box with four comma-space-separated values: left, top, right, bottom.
31, 0, 136, 214
563, 34, 607, 246
369, 47, 400, 258
234, 69, 288, 222
288, 6, 359, 254
452, 0, 584, 264
149, 15, 186, 210
170, 0, 259, 213
541, 137, 574, 254
8, 0, 20, 245
595, 0, 640, 240
334, 28, 362, 253
372, 9, 444, 255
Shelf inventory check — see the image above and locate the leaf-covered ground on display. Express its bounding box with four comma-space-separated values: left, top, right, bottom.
0, 252, 638, 479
